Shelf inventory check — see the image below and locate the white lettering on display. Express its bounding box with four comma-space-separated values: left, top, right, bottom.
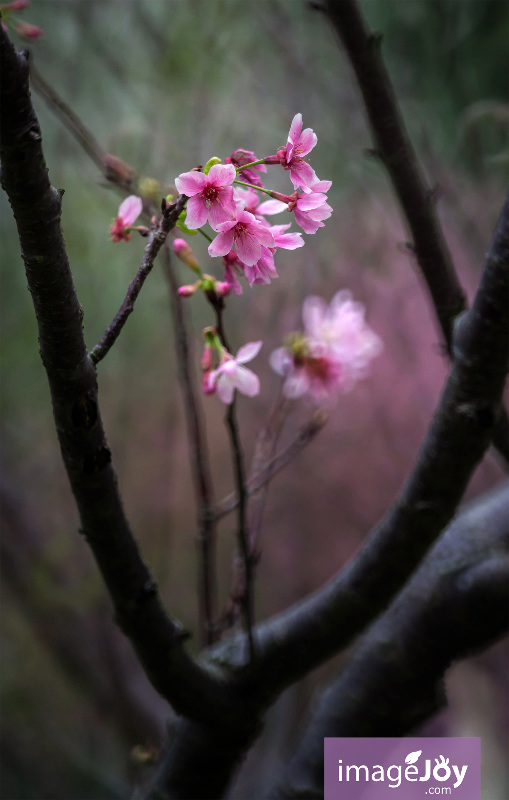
420, 759, 431, 781
387, 765, 402, 788
346, 764, 369, 782
371, 765, 384, 782
338, 760, 342, 782
433, 756, 451, 782
405, 764, 418, 781
453, 765, 468, 788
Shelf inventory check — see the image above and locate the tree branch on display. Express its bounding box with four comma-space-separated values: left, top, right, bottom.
88, 195, 187, 366
0, 26, 236, 725
319, 0, 509, 467
268, 482, 509, 798
239, 193, 509, 703
0, 465, 162, 746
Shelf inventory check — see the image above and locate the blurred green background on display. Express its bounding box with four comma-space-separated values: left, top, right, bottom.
1, 1, 508, 798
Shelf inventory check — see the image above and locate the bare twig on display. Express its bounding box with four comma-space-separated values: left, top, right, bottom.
211, 302, 256, 660
30, 61, 106, 173
163, 246, 218, 648
216, 408, 328, 522
88, 195, 187, 366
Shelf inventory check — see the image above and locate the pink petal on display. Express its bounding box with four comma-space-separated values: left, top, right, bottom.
118, 195, 142, 226
270, 348, 293, 376
185, 195, 209, 229
208, 230, 234, 258
254, 224, 276, 249
302, 296, 328, 336
284, 370, 310, 399
274, 231, 304, 249
294, 209, 323, 234
235, 234, 261, 266
257, 199, 288, 215
297, 192, 328, 211
207, 163, 237, 187
208, 190, 237, 231
175, 171, 208, 196
288, 113, 303, 145
289, 162, 318, 190
310, 180, 332, 193
235, 367, 260, 397
236, 341, 262, 364
216, 376, 236, 405
296, 127, 317, 156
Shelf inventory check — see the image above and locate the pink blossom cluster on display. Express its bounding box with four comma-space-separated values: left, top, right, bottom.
270, 292, 383, 403
173, 113, 331, 294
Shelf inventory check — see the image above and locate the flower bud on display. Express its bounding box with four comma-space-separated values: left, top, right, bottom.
178, 282, 199, 297
203, 157, 221, 175
14, 19, 43, 39
215, 281, 232, 298
173, 238, 200, 272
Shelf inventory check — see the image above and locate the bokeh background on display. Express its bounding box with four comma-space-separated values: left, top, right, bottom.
1, 1, 508, 798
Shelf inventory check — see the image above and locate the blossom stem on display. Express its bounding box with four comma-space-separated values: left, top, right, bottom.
197, 227, 213, 244
213, 304, 256, 662
235, 159, 266, 172
233, 179, 273, 196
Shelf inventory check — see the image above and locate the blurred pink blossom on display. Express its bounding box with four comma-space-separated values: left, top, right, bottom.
270, 291, 382, 402
205, 341, 262, 404
110, 195, 143, 242
175, 164, 237, 231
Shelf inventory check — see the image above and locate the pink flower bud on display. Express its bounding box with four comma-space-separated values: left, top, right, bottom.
173, 238, 200, 272
215, 281, 232, 298
14, 20, 43, 39
201, 345, 213, 372
202, 372, 216, 395
178, 283, 199, 297
1, 0, 30, 11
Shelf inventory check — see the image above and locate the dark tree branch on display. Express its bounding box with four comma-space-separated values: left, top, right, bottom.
88, 195, 187, 366
0, 26, 237, 725
320, 0, 509, 467
24, 47, 221, 659
0, 465, 162, 745
239, 193, 509, 703
268, 482, 509, 799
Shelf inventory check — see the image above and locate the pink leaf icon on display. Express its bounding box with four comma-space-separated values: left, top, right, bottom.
405, 750, 422, 764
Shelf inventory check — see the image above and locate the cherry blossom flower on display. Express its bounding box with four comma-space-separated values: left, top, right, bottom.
269, 181, 333, 234
175, 164, 237, 231
110, 195, 143, 242
270, 292, 382, 402
268, 113, 319, 191
225, 149, 267, 187
208, 208, 275, 266
292, 191, 332, 234
205, 341, 262, 404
